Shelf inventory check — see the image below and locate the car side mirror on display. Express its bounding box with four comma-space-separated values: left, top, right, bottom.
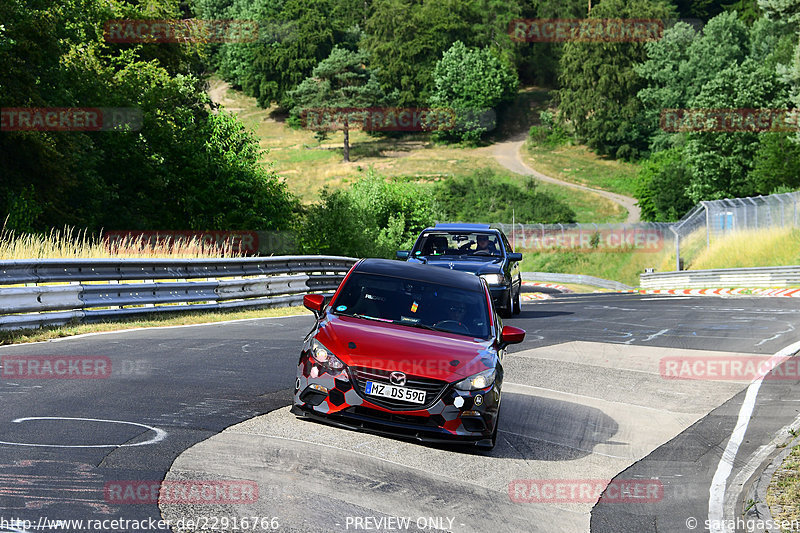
508, 252, 522, 262
499, 325, 525, 348
396, 250, 410, 260
303, 294, 326, 317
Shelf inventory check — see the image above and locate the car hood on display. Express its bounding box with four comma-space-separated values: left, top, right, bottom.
408, 257, 502, 275
315, 314, 495, 382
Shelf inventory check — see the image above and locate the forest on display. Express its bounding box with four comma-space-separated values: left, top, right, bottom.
1, 0, 798, 238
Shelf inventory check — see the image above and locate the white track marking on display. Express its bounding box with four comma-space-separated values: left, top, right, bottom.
708, 340, 800, 533
643, 329, 670, 342
0, 416, 166, 448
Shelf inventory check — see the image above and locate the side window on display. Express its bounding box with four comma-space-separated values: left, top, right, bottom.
500, 233, 512, 254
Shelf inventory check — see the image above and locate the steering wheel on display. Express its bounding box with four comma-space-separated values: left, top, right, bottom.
473, 250, 492, 256
433, 320, 470, 334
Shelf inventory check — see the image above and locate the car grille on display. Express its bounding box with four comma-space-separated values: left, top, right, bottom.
349, 366, 449, 410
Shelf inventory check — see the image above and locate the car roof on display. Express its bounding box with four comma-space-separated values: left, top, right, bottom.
354, 258, 486, 291
433, 223, 492, 231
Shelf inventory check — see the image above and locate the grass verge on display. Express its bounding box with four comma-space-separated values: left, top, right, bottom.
520, 249, 660, 287
767, 441, 800, 530
524, 281, 616, 293
522, 141, 640, 198
690, 228, 800, 270
517, 226, 800, 287
0, 306, 310, 346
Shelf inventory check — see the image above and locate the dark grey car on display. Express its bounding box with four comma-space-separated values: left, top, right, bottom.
397, 223, 522, 318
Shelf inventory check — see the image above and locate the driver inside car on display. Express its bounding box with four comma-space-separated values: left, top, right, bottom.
459, 234, 498, 254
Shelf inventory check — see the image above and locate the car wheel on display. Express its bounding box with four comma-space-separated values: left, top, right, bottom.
512, 288, 521, 315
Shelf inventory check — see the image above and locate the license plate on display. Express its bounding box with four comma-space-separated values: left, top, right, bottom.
364, 381, 426, 404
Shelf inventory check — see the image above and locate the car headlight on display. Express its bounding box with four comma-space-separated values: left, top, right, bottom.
454, 368, 496, 391
310, 339, 344, 371
480, 274, 504, 285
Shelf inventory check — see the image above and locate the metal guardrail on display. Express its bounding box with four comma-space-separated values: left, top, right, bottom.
522, 272, 633, 291
639, 265, 800, 289
0, 256, 358, 331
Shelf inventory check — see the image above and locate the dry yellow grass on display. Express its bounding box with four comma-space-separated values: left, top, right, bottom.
690, 227, 800, 270
0, 225, 244, 260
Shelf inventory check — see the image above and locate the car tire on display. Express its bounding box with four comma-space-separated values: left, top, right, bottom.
512, 288, 521, 315
488, 411, 499, 450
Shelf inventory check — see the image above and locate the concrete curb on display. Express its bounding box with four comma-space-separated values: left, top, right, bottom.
639, 288, 800, 297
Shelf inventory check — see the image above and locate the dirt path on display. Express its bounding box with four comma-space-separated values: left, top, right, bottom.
491, 132, 641, 223
208, 78, 230, 107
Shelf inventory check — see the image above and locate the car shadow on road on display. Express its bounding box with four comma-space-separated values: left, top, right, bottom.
489, 392, 619, 460
426, 392, 619, 460
512, 309, 573, 319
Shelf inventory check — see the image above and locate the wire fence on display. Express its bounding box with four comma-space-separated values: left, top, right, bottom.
669, 191, 800, 270
493, 191, 800, 270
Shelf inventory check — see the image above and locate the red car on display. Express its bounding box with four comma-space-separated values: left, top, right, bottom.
291, 258, 525, 449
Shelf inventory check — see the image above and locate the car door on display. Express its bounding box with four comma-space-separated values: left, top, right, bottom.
501, 232, 521, 293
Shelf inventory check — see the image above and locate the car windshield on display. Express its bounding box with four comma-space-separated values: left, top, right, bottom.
411, 232, 503, 258
331, 272, 491, 339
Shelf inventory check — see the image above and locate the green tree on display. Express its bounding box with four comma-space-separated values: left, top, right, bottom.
433, 169, 576, 224
1, 0, 297, 232
288, 47, 385, 162
557, 0, 676, 160
634, 148, 693, 221
516, 0, 587, 86
297, 171, 440, 257
684, 58, 790, 201
749, 132, 800, 193
429, 41, 518, 142
363, 0, 521, 106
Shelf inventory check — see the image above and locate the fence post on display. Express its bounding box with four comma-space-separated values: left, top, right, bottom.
703, 201, 710, 249
743, 198, 748, 229
670, 226, 680, 271
751, 197, 759, 229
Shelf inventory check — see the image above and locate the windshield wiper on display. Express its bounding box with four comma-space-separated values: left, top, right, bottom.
392, 320, 439, 331
350, 313, 393, 323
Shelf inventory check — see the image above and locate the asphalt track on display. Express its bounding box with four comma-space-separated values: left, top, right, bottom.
1, 293, 800, 533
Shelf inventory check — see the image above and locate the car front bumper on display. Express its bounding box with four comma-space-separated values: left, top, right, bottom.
488, 285, 511, 308
292, 358, 500, 447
